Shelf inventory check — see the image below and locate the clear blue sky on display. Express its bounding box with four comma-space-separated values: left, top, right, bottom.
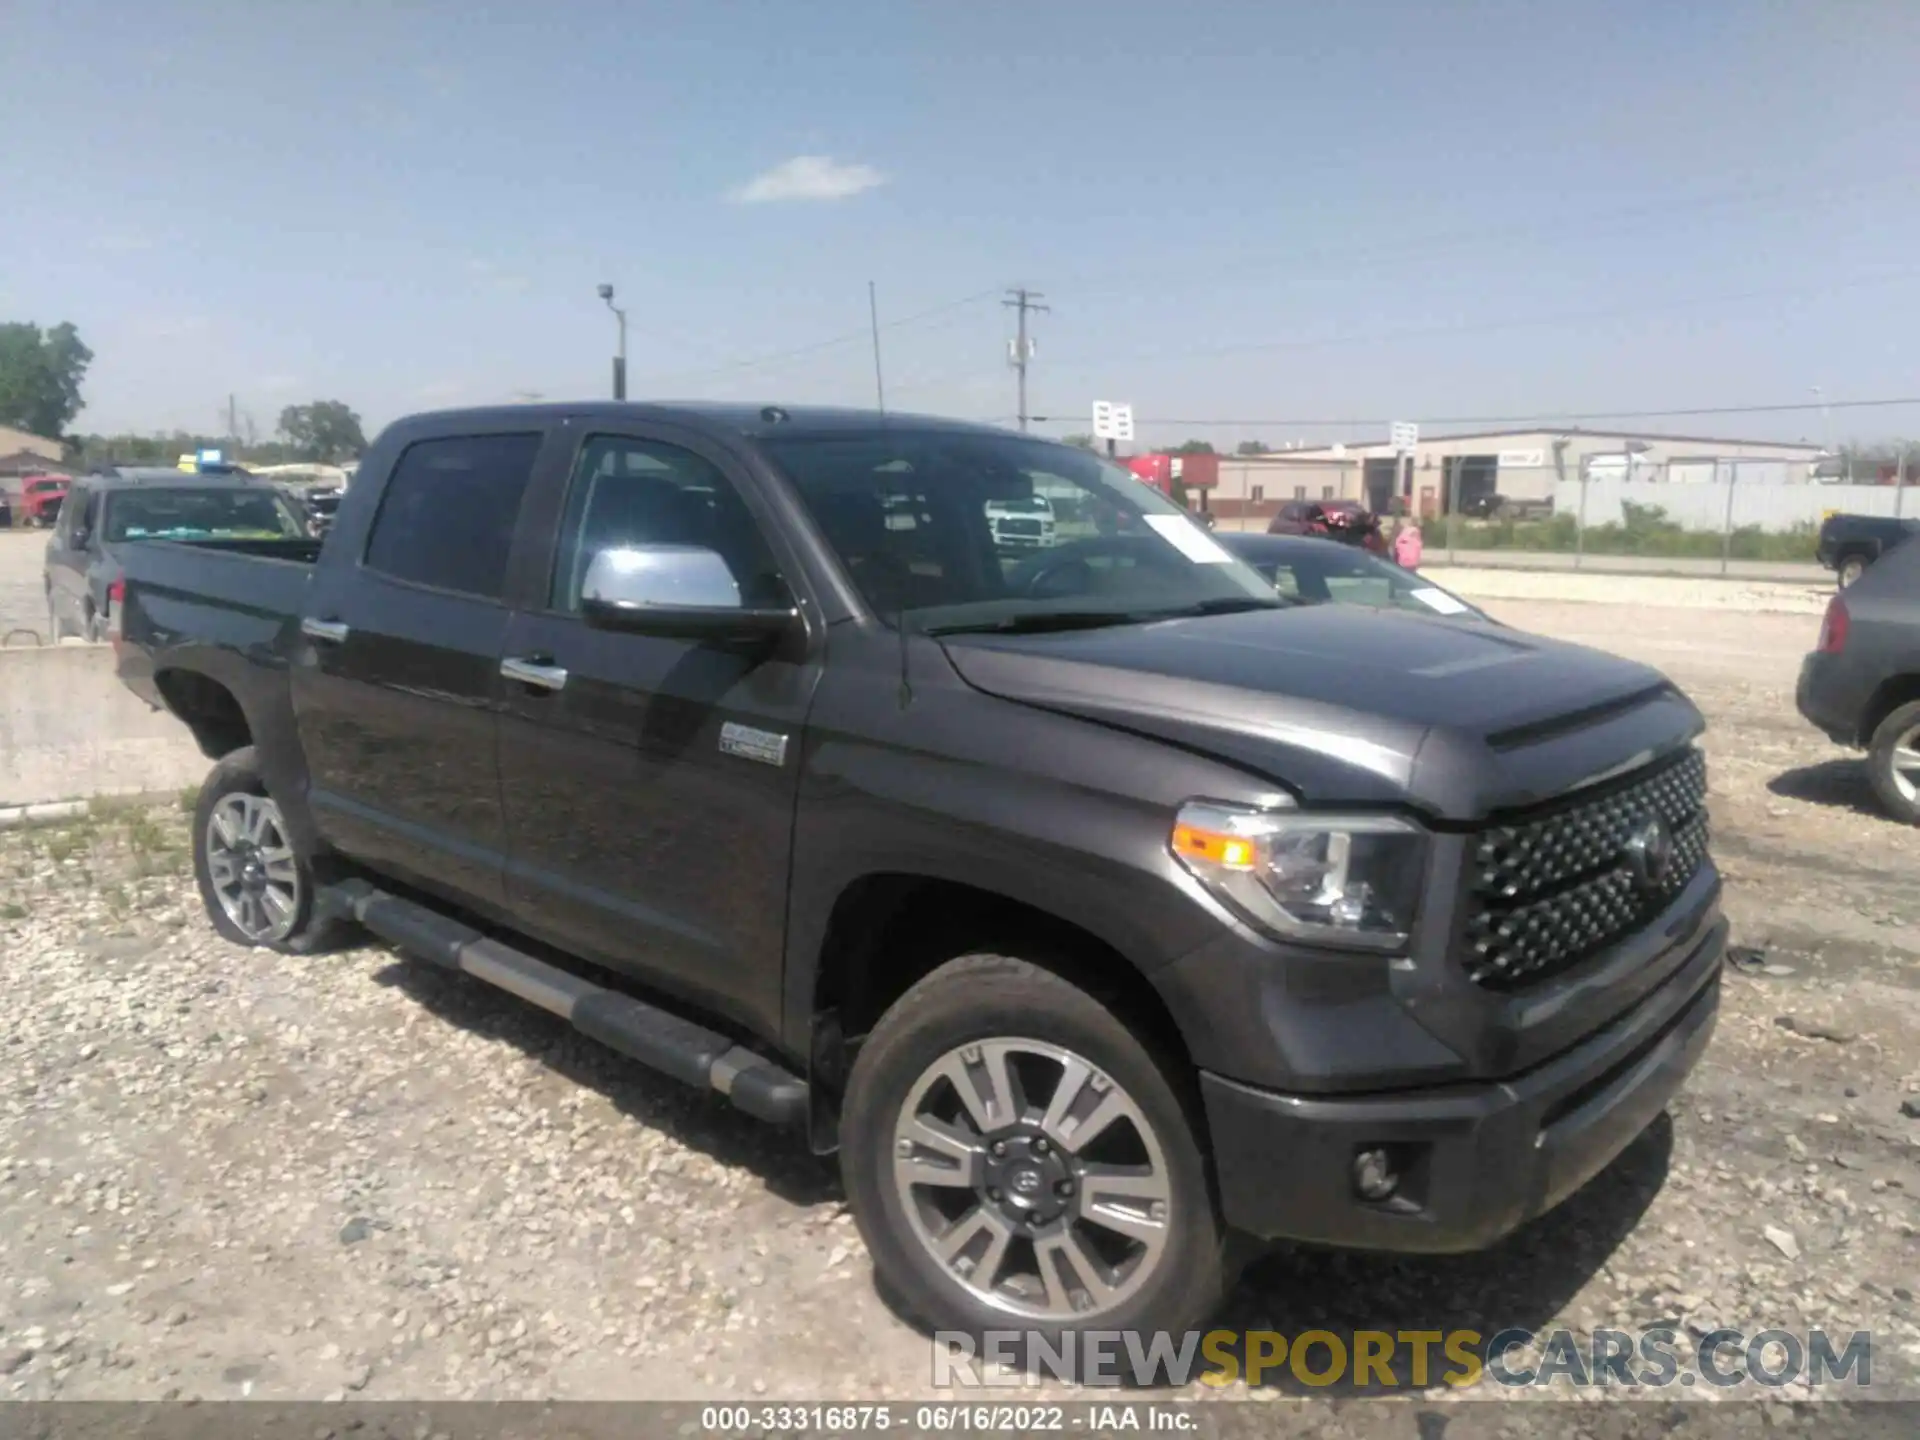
4, 0, 1917, 450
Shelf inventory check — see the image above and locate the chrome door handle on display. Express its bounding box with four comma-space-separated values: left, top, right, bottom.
301, 618, 350, 644
500, 656, 569, 692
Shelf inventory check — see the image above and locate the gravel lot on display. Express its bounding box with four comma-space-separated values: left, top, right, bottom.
0, 546, 1916, 1408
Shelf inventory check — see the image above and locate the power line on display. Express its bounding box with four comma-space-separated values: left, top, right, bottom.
1003, 287, 1048, 432
1055, 165, 1920, 306
1029, 394, 1920, 431
626, 288, 1000, 389
1031, 267, 1920, 379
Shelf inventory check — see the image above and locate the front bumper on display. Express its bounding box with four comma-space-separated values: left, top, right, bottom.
1200, 912, 1725, 1251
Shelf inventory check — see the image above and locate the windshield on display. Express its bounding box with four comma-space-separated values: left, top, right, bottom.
763, 430, 1279, 633
102, 487, 306, 543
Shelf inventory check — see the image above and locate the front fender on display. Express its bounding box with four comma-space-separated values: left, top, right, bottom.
779, 636, 1275, 1057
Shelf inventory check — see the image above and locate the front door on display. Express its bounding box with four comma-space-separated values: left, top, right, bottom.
291, 428, 549, 910
496, 426, 822, 1038
46, 484, 95, 636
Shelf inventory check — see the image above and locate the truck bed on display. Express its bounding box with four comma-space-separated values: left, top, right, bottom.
114, 537, 321, 711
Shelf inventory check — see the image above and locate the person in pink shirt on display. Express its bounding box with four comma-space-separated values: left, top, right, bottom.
1392, 519, 1424, 569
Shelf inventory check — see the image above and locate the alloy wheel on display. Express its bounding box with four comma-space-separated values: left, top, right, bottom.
1887, 723, 1920, 805
205, 793, 302, 942
891, 1038, 1172, 1321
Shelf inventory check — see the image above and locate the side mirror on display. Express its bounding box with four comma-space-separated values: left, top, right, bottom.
580, 545, 796, 641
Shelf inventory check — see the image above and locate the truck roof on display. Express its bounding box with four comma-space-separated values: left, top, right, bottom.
80, 468, 263, 490
403, 402, 1015, 442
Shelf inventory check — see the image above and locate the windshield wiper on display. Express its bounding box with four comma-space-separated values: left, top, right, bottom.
924, 611, 1149, 637
1139, 596, 1290, 619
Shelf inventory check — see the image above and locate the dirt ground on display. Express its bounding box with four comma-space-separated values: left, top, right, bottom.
0, 582, 1915, 1409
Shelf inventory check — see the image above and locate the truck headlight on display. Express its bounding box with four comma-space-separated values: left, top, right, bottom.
1171, 802, 1426, 950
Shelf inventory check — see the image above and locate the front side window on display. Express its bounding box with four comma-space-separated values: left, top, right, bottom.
550, 435, 784, 611
102, 487, 306, 543
364, 433, 542, 599
57, 487, 90, 544
763, 430, 1276, 634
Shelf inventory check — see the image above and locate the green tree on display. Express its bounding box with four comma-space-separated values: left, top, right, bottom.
0, 321, 94, 439
278, 400, 367, 462
1235, 440, 1272, 456
1168, 439, 1215, 455
1062, 433, 1097, 450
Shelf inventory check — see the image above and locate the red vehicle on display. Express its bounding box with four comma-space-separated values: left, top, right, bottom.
1124, 452, 1220, 526
1267, 498, 1386, 555
19, 474, 71, 528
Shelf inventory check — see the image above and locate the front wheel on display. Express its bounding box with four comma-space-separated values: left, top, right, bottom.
840, 954, 1227, 1349
192, 747, 343, 952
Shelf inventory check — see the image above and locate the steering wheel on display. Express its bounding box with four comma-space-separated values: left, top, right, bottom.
1018, 537, 1154, 600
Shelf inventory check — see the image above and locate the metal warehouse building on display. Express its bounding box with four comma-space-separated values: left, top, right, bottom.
1207, 427, 1827, 524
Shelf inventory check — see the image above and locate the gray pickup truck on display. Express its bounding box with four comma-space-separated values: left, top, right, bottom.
110, 403, 1725, 1344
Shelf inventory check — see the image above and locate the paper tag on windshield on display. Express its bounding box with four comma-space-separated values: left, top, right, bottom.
1143, 514, 1233, 564
1409, 587, 1471, 615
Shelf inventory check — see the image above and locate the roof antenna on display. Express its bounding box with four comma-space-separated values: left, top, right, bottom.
891, 480, 913, 709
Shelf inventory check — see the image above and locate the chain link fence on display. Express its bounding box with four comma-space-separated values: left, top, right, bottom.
1205, 451, 1918, 573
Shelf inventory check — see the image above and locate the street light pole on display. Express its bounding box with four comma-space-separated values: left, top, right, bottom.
598, 284, 628, 400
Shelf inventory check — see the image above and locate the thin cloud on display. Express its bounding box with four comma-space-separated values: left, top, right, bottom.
88, 231, 159, 254
418, 63, 460, 98
730, 155, 885, 204
467, 259, 531, 294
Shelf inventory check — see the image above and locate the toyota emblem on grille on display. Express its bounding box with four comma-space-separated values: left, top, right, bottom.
1625, 815, 1674, 893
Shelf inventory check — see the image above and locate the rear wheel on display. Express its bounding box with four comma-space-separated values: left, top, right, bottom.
1838, 554, 1868, 589
840, 953, 1227, 1351
193, 747, 344, 952
1867, 701, 1920, 826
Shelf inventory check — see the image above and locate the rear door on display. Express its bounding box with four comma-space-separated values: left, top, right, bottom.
291, 426, 552, 910
494, 424, 823, 1037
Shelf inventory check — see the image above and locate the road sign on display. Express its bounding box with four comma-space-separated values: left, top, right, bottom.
1390, 421, 1419, 455
1092, 401, 1135, 442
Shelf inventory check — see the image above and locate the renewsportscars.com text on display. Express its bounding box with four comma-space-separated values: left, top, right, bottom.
933, 1327, 1873, 1390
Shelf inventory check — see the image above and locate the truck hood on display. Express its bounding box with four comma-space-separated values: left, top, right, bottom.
938, 606, 1703, 820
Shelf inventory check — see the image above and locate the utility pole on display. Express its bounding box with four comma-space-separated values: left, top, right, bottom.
1004, 287, 1048, 432
598, 284, 628, 400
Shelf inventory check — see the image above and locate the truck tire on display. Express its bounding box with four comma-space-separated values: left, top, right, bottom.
1867, 701, 1920, 826
1837, 553, 1869, 589
840, 953, 1227, 1354
192, 747, 345, 953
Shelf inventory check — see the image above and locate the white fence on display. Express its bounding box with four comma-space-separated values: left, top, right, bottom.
1553, 478, 1912, 534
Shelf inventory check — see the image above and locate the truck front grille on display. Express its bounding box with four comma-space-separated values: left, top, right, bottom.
1462, 747, 1708, 990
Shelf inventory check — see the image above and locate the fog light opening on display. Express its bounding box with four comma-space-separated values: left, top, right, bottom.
1351, 1146, 1399, 1202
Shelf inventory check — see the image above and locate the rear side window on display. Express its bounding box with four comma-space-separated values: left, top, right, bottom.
363, 433, 542, 598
